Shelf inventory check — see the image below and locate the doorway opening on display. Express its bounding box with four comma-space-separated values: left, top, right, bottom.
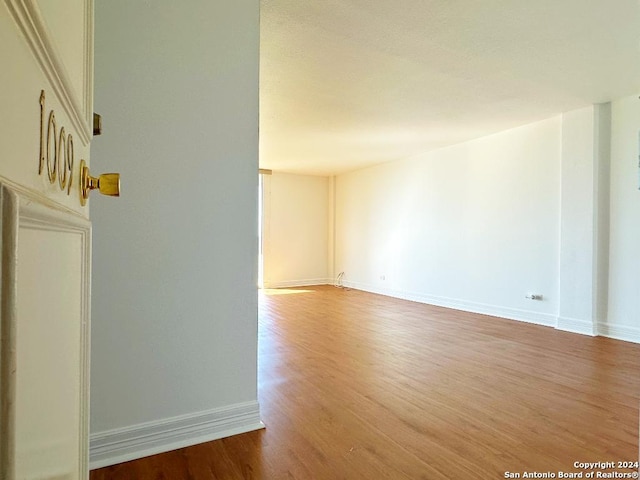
258, 169, 271, 288
258, 173, 264, 288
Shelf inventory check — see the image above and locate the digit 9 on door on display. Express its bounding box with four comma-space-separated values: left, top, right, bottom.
38, 90, 74, 195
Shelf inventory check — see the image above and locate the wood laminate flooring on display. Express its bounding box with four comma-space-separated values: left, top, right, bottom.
91, 286, 640, 479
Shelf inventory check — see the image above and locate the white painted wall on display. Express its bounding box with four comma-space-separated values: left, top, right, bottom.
335, 117, 562, 325
90, 0, 261, 467
594, 104, 612, 334
558, 106, 596, 330
263, 172, 330, 287
556, 104, 612, 336
607, 94, 640, 341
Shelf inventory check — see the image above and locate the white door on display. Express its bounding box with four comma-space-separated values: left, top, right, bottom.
0, 1, 105, 478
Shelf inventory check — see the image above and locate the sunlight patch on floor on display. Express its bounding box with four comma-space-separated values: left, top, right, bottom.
261, 288, 313, 296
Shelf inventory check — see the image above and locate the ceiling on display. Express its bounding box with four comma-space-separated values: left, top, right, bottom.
259, 0, 640, 176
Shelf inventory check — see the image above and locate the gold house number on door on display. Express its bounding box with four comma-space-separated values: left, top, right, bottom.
38, 90, 74, 194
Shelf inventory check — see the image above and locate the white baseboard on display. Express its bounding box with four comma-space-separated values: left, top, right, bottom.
343, 281, 640, 344
556, 316, 597, 336
262, 278, 331, 289
89, 401, 264, 470
342, 281, 558, 328
598, 322, 640, 344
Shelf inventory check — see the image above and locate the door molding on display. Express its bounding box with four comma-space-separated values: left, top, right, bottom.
0, 185, 18, 479
0, 184, 91, 479
4, 0, 93, 144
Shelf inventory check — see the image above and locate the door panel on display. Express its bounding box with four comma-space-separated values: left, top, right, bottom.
1, 188, 91, 479
34, 0, 90, 101
15, 211, 89, 479
0, 0, 92, 210
0, 0, 94, 478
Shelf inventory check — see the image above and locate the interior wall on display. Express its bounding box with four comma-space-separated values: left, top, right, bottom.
335, 117, 562, 325
607, 93, 640, 341
555, 103, 612, 336
558, 106, 596, 326
263, 172, 330, 288
556, 106, 598, 334
90, 0, 261, 467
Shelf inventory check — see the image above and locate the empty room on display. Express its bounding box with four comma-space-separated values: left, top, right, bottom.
88, 1, 640, 478
2, 0, 639, 479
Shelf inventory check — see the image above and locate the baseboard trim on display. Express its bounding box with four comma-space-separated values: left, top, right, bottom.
556, 316, 597, 336
89, 401, 264, 470
342, 282, 640, 344
262, 278, 331, 289
342, 281, 558, 328
598, 322, 640, 344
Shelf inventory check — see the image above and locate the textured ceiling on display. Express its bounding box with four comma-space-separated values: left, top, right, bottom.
260, 0, 640, 176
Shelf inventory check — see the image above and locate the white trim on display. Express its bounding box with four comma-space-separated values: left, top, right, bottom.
0, 176, 87, 220
83, 0, 94, 127
342, 280, 558, 328
19, 193, 92, 478
0, 186, 19, 480
598, 322, 640, 344
0, 184, 91, 479
556, 316, 597, 336
343, 281, 640, 344
89, 401, 264, 470
263, 278, 331, 289
4, 0, 93, 144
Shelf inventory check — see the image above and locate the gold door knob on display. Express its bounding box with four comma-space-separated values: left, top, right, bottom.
80, 159, 120, 206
